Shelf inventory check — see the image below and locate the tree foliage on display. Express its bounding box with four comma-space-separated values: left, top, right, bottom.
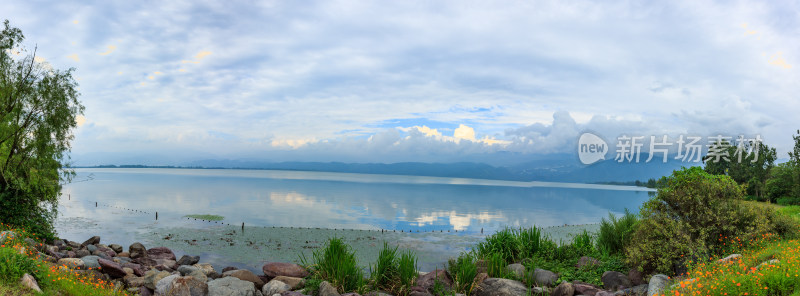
703, 139, 776, 200
625, 167, 796, 275
0, 20, 84, 240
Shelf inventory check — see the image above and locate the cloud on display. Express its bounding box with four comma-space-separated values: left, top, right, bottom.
98, 45, 116, 55
4, 0, 796, 164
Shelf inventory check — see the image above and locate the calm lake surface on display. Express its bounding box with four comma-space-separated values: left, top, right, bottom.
55, 168, 654, 271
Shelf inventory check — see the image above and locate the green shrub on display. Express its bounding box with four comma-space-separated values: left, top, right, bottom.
301, 237, 364, 293
447, 254, 477, 295
625, 167, 798, 275
596, 209, 638, 255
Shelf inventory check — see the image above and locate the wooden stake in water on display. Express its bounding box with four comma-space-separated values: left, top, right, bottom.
156, 212, 158, 220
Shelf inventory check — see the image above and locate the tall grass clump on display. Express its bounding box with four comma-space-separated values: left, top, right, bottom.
474, 228, 518, 264
301, 237, 364, 293
0, 246, 38, 282
596, 209, 638, 255
368, 242, 419, 295
516, 226, 545, 259
448, 254, 477, 295
398, 250, 418, 291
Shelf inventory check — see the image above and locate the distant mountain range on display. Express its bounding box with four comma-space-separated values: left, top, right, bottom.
80, 153, 699, 183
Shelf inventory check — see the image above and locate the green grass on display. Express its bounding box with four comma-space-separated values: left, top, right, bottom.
183, 214, 225, 221
301, 237, 365, 294
397, 250, 418, 292
447, 254, 477, 295
596, 209, 638, 255
371, 242, 399, 291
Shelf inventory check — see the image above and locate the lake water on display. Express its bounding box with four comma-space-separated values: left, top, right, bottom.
55, 168, 654, 271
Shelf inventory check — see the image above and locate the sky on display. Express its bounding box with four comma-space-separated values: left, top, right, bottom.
3, 0, 799, 165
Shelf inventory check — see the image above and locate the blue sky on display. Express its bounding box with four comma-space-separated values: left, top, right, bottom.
4, 0, 799, 165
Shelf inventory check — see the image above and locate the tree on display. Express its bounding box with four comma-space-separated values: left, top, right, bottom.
703, 139, 776, 200
0, 20, 84, 240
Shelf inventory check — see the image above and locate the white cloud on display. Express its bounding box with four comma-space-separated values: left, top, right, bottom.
4, 0, 797, 164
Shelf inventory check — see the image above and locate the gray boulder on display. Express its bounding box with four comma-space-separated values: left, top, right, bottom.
262, 279, 290, 296
109, 244, 124, 253
601, 271, 631, 291
532, 268, 558, 287
225, 269, 265, 290
143, 269, 172, 290
58, 258, 85, 270
647, 274, 669, 296
209, 276, 256, 296
505, 263, 525, 278
82, 236, 100, 246
474, 278, 527, 296
81, 255, 101, 269
262, 262, 309, 278
156, 274, 209, 296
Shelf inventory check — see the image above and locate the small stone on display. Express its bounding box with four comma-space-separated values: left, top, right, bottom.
272, 276, 305, 290
99, 258, 127, 278
506, 263, 525, 278
225, 269, 266, 290
319, 281, 340, 296
601, 271, 631, 291
147, 247, 176, 260
474, 278, 527, 296
81, 255, 101, 269
647, 274, 669, 296
717, 254, 742, 263
58, 258, 85, 269
109, 244, 124, 253
532, 268, 558, 287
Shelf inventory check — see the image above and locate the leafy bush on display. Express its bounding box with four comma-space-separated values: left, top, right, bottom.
777, 196, 800, 206
301, 237, 364, 293
596, 209, 638, 255
625, 167, 799, 275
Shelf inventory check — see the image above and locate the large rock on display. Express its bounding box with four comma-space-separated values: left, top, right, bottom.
129, 242, 147, 259
125, 275, 147, 288
179, 265, 200, 276
319, 281, 340, 296
147, 247, 176, 260
573, 283, 600, 295
415, 269, 453, 290
262, 262, 309, 278
506, 264, 525, 278
99, 258, 127, 278
272, 276, 305, 290
76, 249, 91, 258
601, 271, 631, 291
81, 255, 101, 269
156, 274, 181, 295
532, 268, 558, 287
156, 274, 209, 296
262, 279, 290, 295
82, 236, 100, 246
208, 276, 257, 296
178, 255, 200, 266
58, 258, 85, 269
475, 278, 527, 296
550, 282, 574, 296
647, 274, 669, 296
19, 273, 42, 293
143, 269, 172, 290
225, 269, 265, 290
627, 268, 644, 286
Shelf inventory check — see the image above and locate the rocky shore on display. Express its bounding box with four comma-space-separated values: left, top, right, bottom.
10, 233, 681, 296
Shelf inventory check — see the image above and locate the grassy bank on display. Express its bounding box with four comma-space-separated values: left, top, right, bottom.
0, 224, 130, 296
